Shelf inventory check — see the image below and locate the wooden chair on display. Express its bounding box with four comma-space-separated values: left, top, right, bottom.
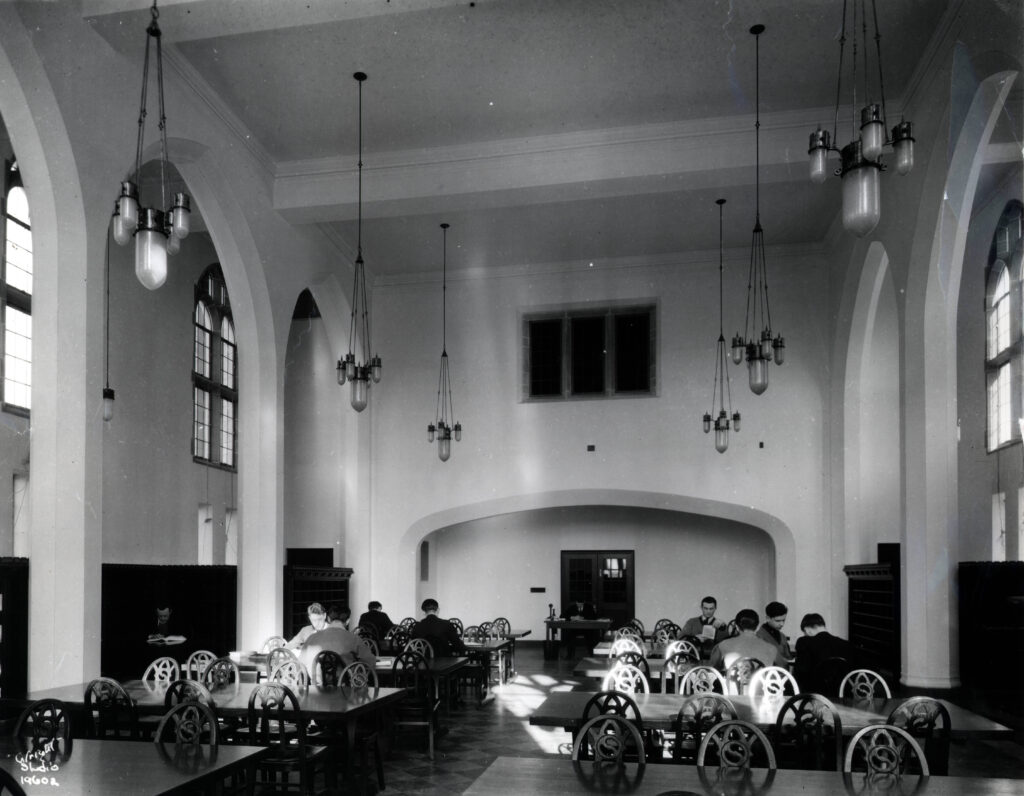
678, 665, 728, 695
462, 624, 483, 642
312, 650, 345, 687
672, 693, 737, 762
772, 693, 843, 771
613, 625, 642, 642
14, 699, 71, 755
338, 661, 385, 792
652, 618, 674, 634
579, 691, 652, 762
392, 650, 441, 759
491, 617, 511, 638
696, 719, 777, 770
84, 677, 139, 740
844, 724, 929, 778
355, 623, 378, 642
358, 636, 379, 659
665, 638, 701, 662
261, 635, 288, 653
202, 656, 241, 690
608, 637, 643, 657
0, 769, 26, 796
478, 620, 494, 638
748, 665, 800, 698
384, 626, 410, 651
266, 646, 300, 680
627, 617, 645, 636
143, 655, 180, 687
887, 696, 951, 776
724, 656, 764, 695
184, 649, 217, 681
614, 651, 651, 682
153, 700, 219, 770
398, 616, 417, 631
271, 658, 311, 692
447, 617, 464, 637
164, 678, 214, 706
247, 682, 330, 795
405, 637, 435, 659
601, 662, 649, 694
571, 713, 647, 764
812, 655, 851, 697
839, 668, 892, 699
340, 660, 380, 695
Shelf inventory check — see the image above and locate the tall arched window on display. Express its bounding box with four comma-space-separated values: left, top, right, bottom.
2, 160, 32, 413
986, 201, 1023, 452
193, 264, 237, 468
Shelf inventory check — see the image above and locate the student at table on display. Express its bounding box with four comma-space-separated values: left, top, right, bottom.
411, 598, 467, 655
681, 595, 730, 655
328, 604, 351, 630
755, 600, 793, 666
298, 617, 375, 673
358, 600, 394, 639
709, 608, 787, 671
793, 612, 854, 692
286, 602, 328, 649
559, 600, 600, 659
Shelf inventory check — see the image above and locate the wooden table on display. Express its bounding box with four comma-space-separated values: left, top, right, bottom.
529, 691, 1014, 739
544, 619, 612, 642
593, 640, 671, 658
464, 756, 1024, 795
375, 656, 469, 714
572, 656, 673, 692
464, 638, 513, 690
0, 737, 267, 795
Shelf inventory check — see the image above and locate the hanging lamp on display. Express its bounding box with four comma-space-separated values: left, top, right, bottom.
336, 71, 382, 412
807, 0, 914, 236
111, 0, 190, 290
731, 24, 784, 395
427, 223, 462, 461
703, 199, 741, 453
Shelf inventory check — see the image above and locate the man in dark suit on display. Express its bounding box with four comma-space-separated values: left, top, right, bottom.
410, 598, 466, 656
559, 599, 600, 659
357, 600, 394, 640
793, 612, 854, 693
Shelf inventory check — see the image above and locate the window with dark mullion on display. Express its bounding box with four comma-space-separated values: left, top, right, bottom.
614, 312, 650, 392
570, 315, 605, 395
529, 318, 563, 396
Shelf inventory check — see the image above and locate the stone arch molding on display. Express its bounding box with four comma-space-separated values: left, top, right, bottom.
400, 488, 797, 588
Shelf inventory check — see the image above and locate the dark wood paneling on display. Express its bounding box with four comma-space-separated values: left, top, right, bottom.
0, 558, 28, 700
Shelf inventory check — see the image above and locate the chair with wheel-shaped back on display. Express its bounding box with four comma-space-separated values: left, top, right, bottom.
772, 693, 843, 771
202, 657, 241, 691
183, 649, 217, 681
270, 658, 310, 692
696, 718, 777, 770
723, 656, 764, 696
153, 700, 219, 768
266, 646, 299, 681
261, 635, 287, 653
844, 724, 929, 780
405, 637, 435, 659
247, 682, 329, 794
392, 650, 440, 759
748, 665, 800, 699
312, 650, 345, 687
14, 699, 71, 756
143, 656, 180, 688
678, 665, 728, 695
447, 617, 464, 637
572, 713, 647, 764
672, 693, 737, 762
601, 663, 649, 695
608, 637, 643, 657
839, 668, 892, 700
886, 696, 951, 776
84, 677, 139, 740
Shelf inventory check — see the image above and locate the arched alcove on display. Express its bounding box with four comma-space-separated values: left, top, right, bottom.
844, 243, 901, 565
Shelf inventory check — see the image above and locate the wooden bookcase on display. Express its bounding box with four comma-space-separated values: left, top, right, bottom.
844, 547, 901, 683
282, 566, 353, 639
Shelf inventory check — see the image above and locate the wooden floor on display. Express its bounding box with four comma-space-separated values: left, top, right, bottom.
380, 643, 1024, 795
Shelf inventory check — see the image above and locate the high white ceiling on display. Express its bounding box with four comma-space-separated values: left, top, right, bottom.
81, 0, 966, 278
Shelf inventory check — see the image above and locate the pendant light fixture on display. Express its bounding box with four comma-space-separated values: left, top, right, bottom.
807, 0, 914, 236
427, 223, 462, 461
731, 24, 784, 396
336, 71, 381, 412
703, 199, 741, 453
103, 211, 115, 422
111, 0, 190, 290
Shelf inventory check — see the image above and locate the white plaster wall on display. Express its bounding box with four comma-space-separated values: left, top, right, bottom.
369, 247, 831, 623
283, 315, 346, 561
422, 505, 776, 640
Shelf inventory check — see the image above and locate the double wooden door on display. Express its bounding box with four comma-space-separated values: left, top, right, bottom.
560, 550, 635, 628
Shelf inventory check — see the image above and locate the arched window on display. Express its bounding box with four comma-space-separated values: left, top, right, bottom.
192, 264, 237, 468
2, 161, 32, 413
986, 201, 1023, 452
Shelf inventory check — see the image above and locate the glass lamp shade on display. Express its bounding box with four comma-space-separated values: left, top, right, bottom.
748, 356, 769, 395
135, 209, 168, 290
892, 121, 915, 176
117, 181, 139, 235
759, 329, 774, 361
165, 226, 181, 255
102, 387, 115, 422
454, 422, 462, 442
336, 359, 346, 385
731, 335, 746, 365
170, 193, 191, 239
732, 411, 741, 432
370, 354, 382, 383
840, 142, 881, 237
702, 412, 712, 434
860, 104, 885, 162
773, 335, 786, 365
714, 425, 728, 453
438, 436, 451, 462
350, 373, 368, 412
808, 127, 831, 184
112, 207, 132, 246
427, 423, 436, 443
344, 354, 356, 382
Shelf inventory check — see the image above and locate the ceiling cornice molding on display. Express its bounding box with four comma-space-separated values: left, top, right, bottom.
162, 46, 276, 183
375, 240, 828, 288
274, 107, 837, 223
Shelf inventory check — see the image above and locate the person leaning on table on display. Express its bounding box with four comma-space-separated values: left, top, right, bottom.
286, 602, 328, 649
756, 600, 794, 666
411, 598, 467, 656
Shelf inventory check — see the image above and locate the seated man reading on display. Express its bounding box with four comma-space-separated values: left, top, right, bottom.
559, 599, 600, 659
411, 598, 466, 656
286, 602, 328, 649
